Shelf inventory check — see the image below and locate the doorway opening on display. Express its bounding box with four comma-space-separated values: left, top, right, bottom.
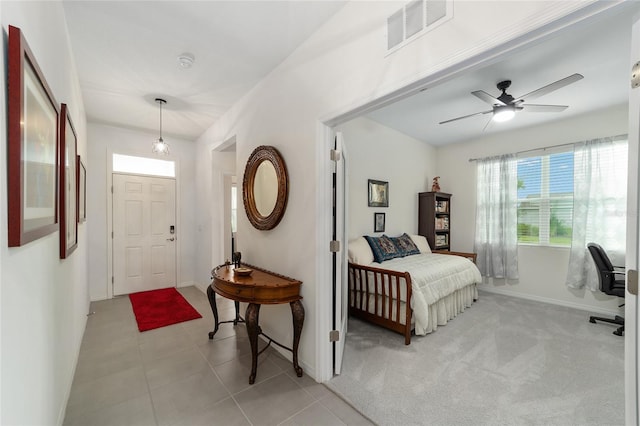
224, 175, 238, 262
323, 4, 637, 423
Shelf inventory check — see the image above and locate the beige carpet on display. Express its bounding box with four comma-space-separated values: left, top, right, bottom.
327, 291, 625, 426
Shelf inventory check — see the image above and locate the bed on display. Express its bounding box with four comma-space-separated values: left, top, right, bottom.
347, 234, 481, 344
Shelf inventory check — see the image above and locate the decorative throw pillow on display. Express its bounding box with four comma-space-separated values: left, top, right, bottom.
409, 234, 432, 253
347, 237, 374, 265
391, 233, 420, 257
364, 235, 401, 263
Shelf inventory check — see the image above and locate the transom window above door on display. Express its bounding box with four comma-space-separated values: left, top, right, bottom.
113, 153, 175, 177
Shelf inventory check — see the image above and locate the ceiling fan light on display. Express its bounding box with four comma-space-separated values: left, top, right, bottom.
493, 105, 515, 122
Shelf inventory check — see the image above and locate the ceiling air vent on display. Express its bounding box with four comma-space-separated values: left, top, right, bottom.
387, 0, 452, 52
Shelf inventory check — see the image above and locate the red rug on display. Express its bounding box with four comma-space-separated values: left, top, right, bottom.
129, 287, 202, 332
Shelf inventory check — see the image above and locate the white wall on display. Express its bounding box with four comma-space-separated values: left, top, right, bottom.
0, 2, 89, 425
435, 104, 629, 314
87, 123, 197, 301
338, 117, 436, 239
193, 0, 608, 380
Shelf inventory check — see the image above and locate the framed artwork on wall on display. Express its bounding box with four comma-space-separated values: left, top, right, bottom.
368, 179, 389, 207
59, 104, 78, 259
78, 156, 86, 223
7, 25, 60, 247
374, 212, 386, 233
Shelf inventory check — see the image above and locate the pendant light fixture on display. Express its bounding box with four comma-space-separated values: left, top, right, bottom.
152, 98, 169, 155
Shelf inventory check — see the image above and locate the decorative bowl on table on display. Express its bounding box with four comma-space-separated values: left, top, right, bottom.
234, 267, 253, 277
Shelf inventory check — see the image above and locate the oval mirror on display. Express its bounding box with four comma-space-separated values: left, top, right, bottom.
254, 161, 278, 216
242, 145, 288, 230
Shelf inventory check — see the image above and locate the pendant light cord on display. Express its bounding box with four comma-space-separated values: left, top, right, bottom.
157, 98, 165, 141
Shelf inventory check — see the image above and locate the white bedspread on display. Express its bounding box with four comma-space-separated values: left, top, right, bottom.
375, 253, 482, 334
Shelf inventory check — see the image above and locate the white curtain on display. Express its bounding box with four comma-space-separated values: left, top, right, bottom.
566, 136, 628, 290
474, 154, 519, 280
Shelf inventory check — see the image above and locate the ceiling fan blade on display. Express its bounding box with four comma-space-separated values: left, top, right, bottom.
515, 73, 583, 102
521, 104, 568, 112
482, 117, 493, 132
439, 109, 492, 125
472, 90, 506, 106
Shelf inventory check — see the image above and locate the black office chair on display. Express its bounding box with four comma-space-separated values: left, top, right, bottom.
587, 243, 625, 336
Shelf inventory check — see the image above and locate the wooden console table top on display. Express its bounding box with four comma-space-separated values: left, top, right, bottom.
212, 263, 302, 304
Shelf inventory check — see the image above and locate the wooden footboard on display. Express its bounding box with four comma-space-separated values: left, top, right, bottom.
348, 262, 413, 345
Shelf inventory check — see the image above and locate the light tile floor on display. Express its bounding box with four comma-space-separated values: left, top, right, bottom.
63, 286, 372, 426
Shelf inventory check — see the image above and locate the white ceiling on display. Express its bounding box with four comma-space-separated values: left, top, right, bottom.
63, 2, 637, 145
62, 1, 347, 140
366, 6, 636, 146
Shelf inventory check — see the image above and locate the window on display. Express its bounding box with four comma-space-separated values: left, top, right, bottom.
517, 151, 574, 246
230, 185, 237, 233
517, 142, 627, 247
113, 153, 175, 177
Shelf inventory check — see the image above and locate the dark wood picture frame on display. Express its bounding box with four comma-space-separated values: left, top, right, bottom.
59, 104, 78, 259
368, 179, 389, 207
78, 156, 86, 223
7, 25, 60, 247
374, 212, 386, 233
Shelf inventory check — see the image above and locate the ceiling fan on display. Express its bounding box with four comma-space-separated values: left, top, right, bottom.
439, 73, 584, 125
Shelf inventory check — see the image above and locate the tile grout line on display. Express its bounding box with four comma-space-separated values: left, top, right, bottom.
194, 328, 255, 426
137, 311, 161, 426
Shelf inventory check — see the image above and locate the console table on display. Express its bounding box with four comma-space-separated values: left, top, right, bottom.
207, 263, 304, 384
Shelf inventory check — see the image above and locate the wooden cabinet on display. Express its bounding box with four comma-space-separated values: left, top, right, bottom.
418, 192, 451, 251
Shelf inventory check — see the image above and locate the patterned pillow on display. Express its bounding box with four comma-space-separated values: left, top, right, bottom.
391, 233, 420, 257
364, 235, 401, 263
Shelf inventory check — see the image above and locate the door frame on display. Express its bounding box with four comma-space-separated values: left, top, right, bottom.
222, 172, 237, 263
314, 3, 639, 419
106, 147, 182, 299
210, 142, 237, 279
628, 13, 640, 425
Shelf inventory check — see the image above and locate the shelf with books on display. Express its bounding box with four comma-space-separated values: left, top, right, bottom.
418, 192, 452, 251
435, 216, 449, 231
435, 200, 449, 213
434, 233, 449, 249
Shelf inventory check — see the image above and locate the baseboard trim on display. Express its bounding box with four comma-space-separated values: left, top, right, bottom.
478, 286, 622, 317
193, 282, 209, 293
259, 334, 316, 381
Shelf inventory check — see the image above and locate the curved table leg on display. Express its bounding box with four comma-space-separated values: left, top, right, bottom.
233, 301, 240, 325
290, 300, 305, 377
207, 285, 219, 339
245, 303, 261, 384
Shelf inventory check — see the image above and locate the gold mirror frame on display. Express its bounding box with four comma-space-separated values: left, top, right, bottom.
242, 145, 289, 230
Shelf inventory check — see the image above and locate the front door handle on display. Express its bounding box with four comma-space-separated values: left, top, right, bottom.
167, 237, 175, 242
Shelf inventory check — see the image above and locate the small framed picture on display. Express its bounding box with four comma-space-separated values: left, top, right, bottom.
374, 212, 385, 233
59, 104, 78, 259
368, 179, 389, 207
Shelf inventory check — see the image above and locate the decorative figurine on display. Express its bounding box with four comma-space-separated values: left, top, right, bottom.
431, 176, 441, 192
232, 251, 242, 267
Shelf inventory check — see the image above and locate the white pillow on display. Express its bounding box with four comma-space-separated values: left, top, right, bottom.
348, 237, 374, 265
409, 234, 432, 254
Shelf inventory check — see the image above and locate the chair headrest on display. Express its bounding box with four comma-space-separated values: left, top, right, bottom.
587, 242, 614, 272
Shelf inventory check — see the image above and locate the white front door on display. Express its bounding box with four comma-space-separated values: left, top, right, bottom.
112, 173, 177, 295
